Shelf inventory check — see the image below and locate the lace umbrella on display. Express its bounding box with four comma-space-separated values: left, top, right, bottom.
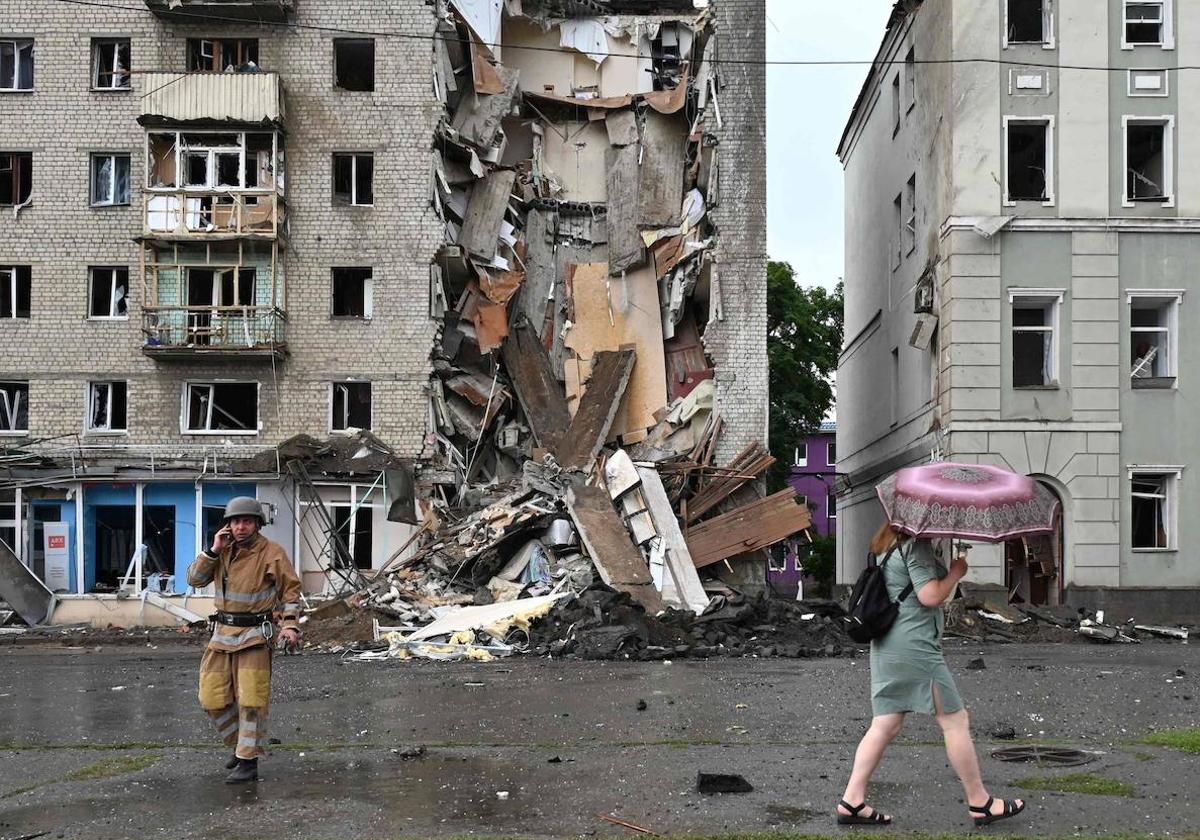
876, 462, 1060, 542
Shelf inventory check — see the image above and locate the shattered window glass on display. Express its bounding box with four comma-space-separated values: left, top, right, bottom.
0, 381, 29, 432
331, 381, 372, 431
88, 267, 129, 318
185, 382, 258, 433
332, 267, 372, 317
1, 152, 32, 206
92, 39, 131, 90
1008, 0, 1047, 43
87, 381, 127, 432
1131, 474, 1169, 549
334, 39, 375, 91
1127, 122, 1168, 201
91, 154, 131, 206
1007, 121, 1048, 201
1, 39, 34, 91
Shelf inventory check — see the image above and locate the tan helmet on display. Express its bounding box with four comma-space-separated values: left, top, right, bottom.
223, 496, 265, 524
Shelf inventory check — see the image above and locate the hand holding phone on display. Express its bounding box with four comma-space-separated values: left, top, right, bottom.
212, 525, 233, 554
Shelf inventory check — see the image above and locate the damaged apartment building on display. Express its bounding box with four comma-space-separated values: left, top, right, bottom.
0, 0, 766, 625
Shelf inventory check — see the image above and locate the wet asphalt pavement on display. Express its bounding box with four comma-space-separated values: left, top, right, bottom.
0, 641, 1197, 839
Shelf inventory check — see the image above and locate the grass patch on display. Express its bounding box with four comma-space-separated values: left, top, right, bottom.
1142, 728, 1200, 755
1014, 772, 1137, 798
61, 754, 161, 782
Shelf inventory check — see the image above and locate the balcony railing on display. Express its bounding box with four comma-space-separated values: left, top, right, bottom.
142, 306, 287, 359
140, 71, 285, 127
143, 0, 295, 23
145, 190, 285, 240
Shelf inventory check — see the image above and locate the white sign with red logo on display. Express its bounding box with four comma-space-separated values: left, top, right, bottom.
43, 523, 71, 592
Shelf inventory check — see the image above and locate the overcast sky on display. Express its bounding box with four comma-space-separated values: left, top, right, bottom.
766, 0, 896, 290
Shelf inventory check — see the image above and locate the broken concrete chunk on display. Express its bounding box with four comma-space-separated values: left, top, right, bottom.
459, 170, 518, 261
605, 109, 638, 147
452, 65, 519, 150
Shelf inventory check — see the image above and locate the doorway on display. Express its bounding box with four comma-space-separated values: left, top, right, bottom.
1004, 481, 1063, 606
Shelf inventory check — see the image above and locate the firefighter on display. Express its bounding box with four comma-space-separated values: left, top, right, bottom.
187, 496, 301, 783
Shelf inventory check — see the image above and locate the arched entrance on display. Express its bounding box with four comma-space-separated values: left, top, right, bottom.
1004, 480, 1064, 606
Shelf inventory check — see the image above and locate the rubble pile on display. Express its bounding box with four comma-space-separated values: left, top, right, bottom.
525, 584, 854, 660
946, 596, 1192, 646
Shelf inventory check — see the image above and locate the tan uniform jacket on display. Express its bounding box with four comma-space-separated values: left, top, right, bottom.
187, 535, 301, 652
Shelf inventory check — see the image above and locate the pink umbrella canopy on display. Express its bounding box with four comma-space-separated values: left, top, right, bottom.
876, 462, 1060, 543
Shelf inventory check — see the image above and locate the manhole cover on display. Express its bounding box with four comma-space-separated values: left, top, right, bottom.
990, 745, 1096, 767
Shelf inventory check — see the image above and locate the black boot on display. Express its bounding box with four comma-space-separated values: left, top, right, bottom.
225, 753, 239, 770
225, 758, 258, 784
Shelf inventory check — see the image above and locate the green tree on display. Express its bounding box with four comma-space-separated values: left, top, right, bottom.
767, 260, 843, 489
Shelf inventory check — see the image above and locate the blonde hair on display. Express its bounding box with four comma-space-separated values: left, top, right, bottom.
869, 521, 905, 556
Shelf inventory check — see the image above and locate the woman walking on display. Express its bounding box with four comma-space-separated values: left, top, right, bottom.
836, 522, 1025, 828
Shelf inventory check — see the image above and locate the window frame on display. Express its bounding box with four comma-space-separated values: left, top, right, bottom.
891, 72, 901, 137
84, 380, 128, 435
793, 442, 808, 468
0, 38, 35, 92
904, 173, 917, 256
332, 152, 374, 207
904, 47, 917, 112
1122, 0, 1174, 50
1003, 115, 1056, 206
1008, 288, 1064, 389
1127, 289, 1182, 387
0, 380, 30, 435
330, 266, 374, 319
87, 266, 130, 320
1122, 115, 1175, 207
1, 151, 32, 207
1003, 0, 1056, 49
186, 37, 259, 72
827, 441, 837, 466
329, 380, 373, 433
90, 38, 131, 91
180, 381, 260, 436
1128, 466, 1182, 552
90, 152, 132, 207
0, 265, 31, 319
827, 492, 838, 524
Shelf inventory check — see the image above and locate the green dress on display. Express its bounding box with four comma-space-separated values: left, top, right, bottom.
869, 539, 964, 717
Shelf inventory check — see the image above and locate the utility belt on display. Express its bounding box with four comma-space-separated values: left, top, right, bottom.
209, 610, 275, 640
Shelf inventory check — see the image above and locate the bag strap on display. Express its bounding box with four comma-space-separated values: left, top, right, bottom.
882, 541, 914, 604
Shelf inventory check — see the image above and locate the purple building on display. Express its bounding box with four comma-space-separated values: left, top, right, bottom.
768, 422, 837, 596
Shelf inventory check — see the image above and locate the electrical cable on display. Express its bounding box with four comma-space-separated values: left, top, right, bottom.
45, 0, 1200, 73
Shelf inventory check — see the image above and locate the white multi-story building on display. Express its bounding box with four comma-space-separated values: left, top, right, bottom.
837, 0, 1200, 621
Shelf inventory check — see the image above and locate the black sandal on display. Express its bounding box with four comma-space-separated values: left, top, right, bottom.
837, 799, 892, 826
969, 796, 1025, 827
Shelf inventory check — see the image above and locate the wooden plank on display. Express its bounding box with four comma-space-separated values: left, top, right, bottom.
635, 464, 710, 613
685, 444, 775, 524
501, 319, 570, 452
554, 348, 635, 469
686, 490, 812, 569
567, 484, 664, 613
458, 169, 517, 261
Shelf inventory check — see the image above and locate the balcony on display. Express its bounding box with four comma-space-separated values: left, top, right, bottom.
143, 0, 295, 23
144, 190, 285, 242
139, 72, 285, 128
142, 306, 287, 361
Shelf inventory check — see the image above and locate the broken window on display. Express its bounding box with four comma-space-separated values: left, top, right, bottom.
1006, 119, 1050, 202
1012, 294, 1058, 387
1130, 295, 1178, 383
331, 381, 372, 431
1008, 0, 1050, 44
92, 38, 130, 89
90, 153, 130, 206
827, 442, 836, 466
1126, 119, 1171, 202
0, 39, 34, 91
892, 192, 903, 268
334, 39, 375, 91
904, 174, 917, 254
333, 153, 373, 206
86, 381, 127, 433
187, 267, 256, 308
331, 504, 373, 569
0, 381, 29, 433
1131, 473, 1173, 549
147, 134, 178, 188
88, 267, 129, 319
186, 38, 259, 72
179, 133, 244, 190
1, 266, 31, 319
793, 442, 807, 467
184, 382, 259, 433
649, 23, 691, 91
1125, 1, 1167, 46
1, 152, 32, 206
331, 267, 373, 318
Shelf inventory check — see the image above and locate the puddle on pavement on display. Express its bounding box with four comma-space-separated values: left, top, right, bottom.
0, 754, 540, 835
765, 803, 820, 824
